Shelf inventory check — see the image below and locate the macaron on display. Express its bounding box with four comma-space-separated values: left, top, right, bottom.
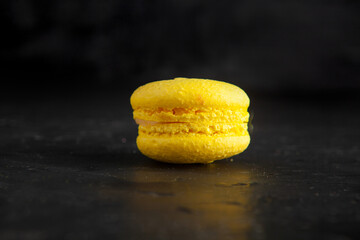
130, 77, 250, 164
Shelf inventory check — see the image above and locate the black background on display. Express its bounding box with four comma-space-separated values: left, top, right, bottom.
1, 0, 359, 99
1, 1, 360, 239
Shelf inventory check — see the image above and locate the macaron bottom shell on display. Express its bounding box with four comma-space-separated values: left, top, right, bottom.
136, 134, 250, 164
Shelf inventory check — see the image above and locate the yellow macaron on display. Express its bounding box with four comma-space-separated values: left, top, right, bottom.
130, 77, 250, 164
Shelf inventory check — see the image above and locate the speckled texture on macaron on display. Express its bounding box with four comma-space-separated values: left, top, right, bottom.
130, 77, 250, 164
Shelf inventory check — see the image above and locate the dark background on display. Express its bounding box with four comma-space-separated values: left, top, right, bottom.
1, 1, 360, 240
1, 0, 359, 99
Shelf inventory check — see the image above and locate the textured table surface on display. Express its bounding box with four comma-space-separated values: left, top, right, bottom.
0, 93, 359, 240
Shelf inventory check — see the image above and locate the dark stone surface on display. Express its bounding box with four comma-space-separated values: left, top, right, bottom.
0, 94, 359, 240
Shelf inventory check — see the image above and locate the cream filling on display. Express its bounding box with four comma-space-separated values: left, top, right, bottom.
134, 107, 249, 136
135, 119, 160, 126
135, 119, 248, 136
133, 107, 249, 123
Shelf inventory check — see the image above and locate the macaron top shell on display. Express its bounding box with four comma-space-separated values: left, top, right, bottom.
130, 78, 250, 109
